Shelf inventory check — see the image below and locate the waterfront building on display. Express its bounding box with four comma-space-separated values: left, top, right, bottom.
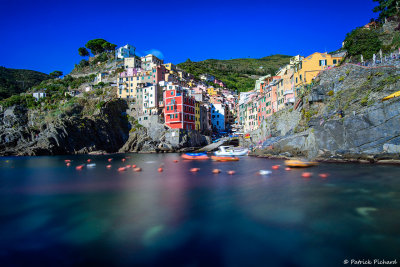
195, 101, 201, 131
142, 85, 163, 116
210, 103, 226, 132
164, 86, 196, 130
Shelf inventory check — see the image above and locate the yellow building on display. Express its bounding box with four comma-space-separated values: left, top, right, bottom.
207, 87, 218, 96
163, 63, 177, 72
293, 52, 343, 96
117, 70, 156, 99
195, 101, 201, 131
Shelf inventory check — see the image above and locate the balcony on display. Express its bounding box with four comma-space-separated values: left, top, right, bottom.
283, 90, 294, 96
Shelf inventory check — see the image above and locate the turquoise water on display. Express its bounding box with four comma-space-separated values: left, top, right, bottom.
0, 154, 399, 266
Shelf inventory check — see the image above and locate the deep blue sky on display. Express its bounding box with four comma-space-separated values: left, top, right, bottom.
0, 0, 377, 75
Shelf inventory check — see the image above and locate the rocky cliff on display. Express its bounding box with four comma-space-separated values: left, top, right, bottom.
0, 99, 130, 156
119, 127, 210, 153
246, 64, 400, 162
0, 98, 211, 156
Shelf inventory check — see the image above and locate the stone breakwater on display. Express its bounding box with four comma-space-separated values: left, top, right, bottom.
243, 64, 400, 164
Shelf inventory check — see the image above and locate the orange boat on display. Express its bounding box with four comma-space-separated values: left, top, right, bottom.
181, 153, 209, 160
211, 156, 239, 162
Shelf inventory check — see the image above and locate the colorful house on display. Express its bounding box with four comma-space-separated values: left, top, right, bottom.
293, 52, 343, 96
210, 103, 226, 132
115, 44, 136, 59
164, 87, 195, 130
195, 101, 200, 131
117, 65, 166, 99
207, 87, 218, 96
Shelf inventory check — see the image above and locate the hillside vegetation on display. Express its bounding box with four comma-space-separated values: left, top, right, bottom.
178, 55, 291, 92
0, 67, 50, 100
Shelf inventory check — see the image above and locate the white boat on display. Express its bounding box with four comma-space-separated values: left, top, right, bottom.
214, 146, 249, 156
259, 170, 272, 175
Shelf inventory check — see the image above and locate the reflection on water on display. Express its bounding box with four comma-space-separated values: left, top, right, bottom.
0, 154, 399, 266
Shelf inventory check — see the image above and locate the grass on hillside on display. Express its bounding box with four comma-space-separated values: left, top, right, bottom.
0, 67, 50, 100
178, 55, 291, 92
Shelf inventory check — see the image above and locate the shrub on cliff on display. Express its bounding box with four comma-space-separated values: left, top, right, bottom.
0, 94, 38, 109
344, 28, 382, 60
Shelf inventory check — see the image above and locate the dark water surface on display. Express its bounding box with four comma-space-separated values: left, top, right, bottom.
0, 154, 399, 266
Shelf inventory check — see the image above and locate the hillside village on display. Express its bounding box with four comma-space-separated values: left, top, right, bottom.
24, 44, 347, 138
2, 5, 400, 157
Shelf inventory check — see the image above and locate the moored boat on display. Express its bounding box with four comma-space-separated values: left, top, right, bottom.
285, 159, 318, 168
182, 153, 209, 160
214, 146, 248, 156
211, 156, 239, 162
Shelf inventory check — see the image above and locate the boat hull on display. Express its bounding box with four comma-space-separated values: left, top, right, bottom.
211, 156, 240, 162
182, 154, 209, 160
285, 160, 318, 168
214, 149, 248, 156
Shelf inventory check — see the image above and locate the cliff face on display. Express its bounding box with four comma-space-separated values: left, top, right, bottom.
0, 99, 130, 156
0, 99, 211, 156
247, 64, 400, 162
119, 127, 211, 153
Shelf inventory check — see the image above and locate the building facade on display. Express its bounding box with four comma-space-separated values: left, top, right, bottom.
164, 86, 196, 130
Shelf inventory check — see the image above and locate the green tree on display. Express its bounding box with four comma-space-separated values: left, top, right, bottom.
102, 42, 117, 52
78, 47, 90, 57
49, 70, 63, 79
85, 39, 107, 55
343, 28, 382, 60
373, 0, 399, 20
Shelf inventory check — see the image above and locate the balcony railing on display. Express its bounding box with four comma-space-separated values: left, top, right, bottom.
283, 90, 294, 96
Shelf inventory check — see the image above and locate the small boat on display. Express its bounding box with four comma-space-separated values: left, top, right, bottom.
211, 156, 239, 162
285, 159, 318, 168
86, 163, 96, 168
259, 170, 272, 175
214, 146, 248, 156
181, 153, 209, 160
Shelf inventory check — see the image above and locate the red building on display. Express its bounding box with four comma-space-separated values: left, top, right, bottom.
164, 86, 196, 130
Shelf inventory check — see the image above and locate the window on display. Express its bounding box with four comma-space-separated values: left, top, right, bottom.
319, 60, 327, 66
171, 91, 174, 95
167, 106, 169, 111
333, 59, 337, 64
171, 106, 173, 110
175, 114, 178, 118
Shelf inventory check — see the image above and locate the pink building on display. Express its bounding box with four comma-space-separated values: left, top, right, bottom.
214, 79, 225, 87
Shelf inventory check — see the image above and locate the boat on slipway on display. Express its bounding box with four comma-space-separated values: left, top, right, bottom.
181, 153, 209, 160
214, 146, 249, 156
